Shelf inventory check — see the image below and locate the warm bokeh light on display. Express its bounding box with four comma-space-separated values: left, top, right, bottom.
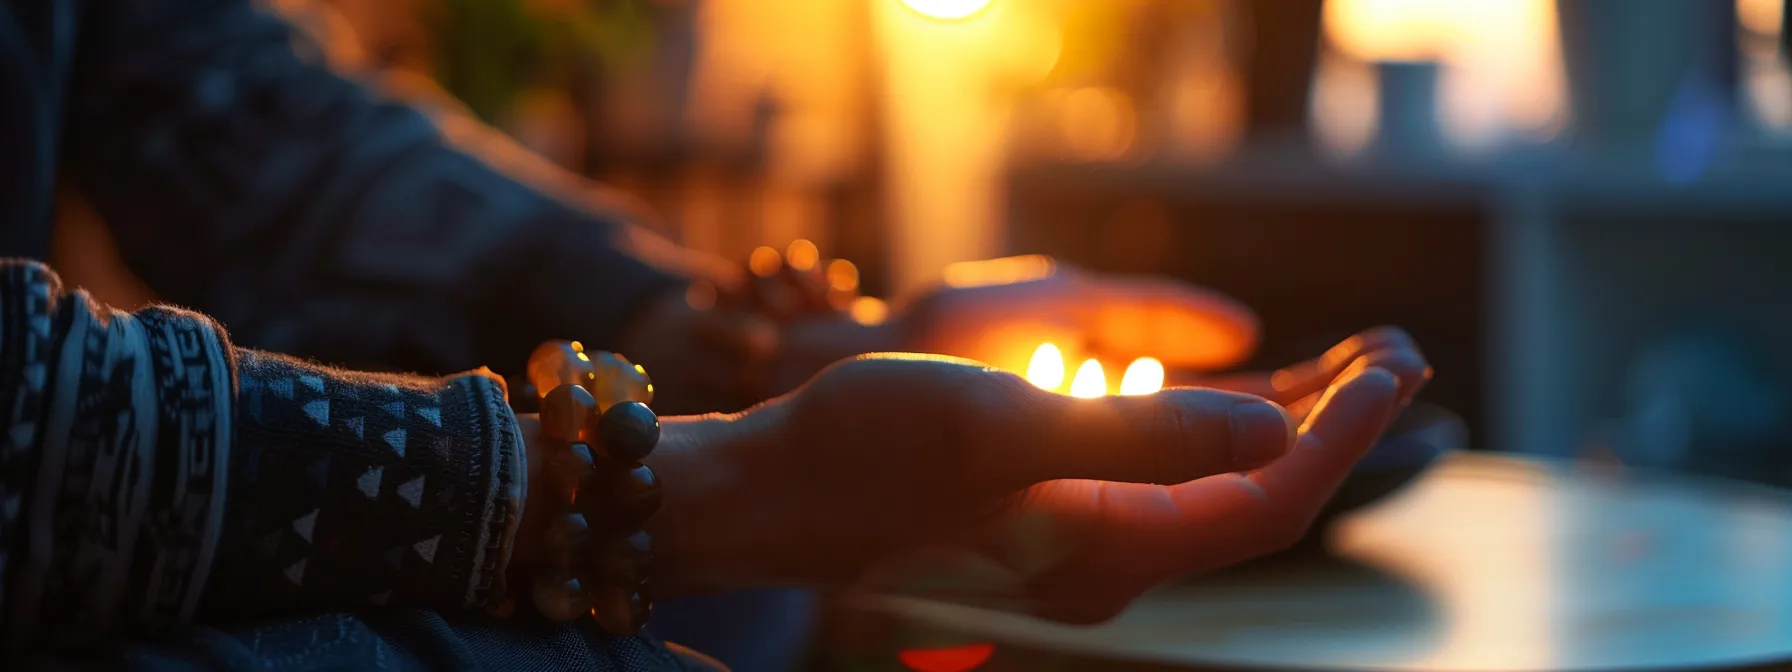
1068, 359, 1106, 399
849, 296, 890, 326
748, 246, 782, 277
1740, 0, 1785, 35
786, 239, 820, 271
826, 259, 860, 292
942, 255, 1056, 288
1118, 357, 1165, 396
900, 0, 992, 21
1057, 87, 1138, 161
684, 281, 717, 310
1324, 0, 1454, 62
1025, 343, 1066, 390
1316, 0, 1566, 153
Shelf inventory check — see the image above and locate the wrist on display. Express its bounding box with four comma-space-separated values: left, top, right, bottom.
643, 409, 794, 594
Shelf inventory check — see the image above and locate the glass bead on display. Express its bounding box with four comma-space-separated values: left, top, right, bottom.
528, 341, 597, 401
614, 464, 662, 521
532, 576, 589, 622
597, 401, 660, 461
585, 352, 653, 411
587, 584, 635, 635
540, 384, 597, 442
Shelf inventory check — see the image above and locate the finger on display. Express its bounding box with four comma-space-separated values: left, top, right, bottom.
1018, 367, 1403, 623
989, 380, 1296, 489
1083, 277, 1261, 370
1180, 326, 1421, 406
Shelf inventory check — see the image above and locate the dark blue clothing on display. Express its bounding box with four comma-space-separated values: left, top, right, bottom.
0, 2, 720, 669
1, 0, 682, 377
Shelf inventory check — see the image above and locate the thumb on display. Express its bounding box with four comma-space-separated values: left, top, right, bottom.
987, 382, 1296, 489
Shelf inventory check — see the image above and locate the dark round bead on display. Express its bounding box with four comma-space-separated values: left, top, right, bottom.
597, 401, 659, 461
579, 465, 661, 527
541, 385, 597, 442
615, 465, 662, 521
545, 443, 597, 504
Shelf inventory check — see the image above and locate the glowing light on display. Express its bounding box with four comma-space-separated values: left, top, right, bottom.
897, 643, 995, 672
899, 0, 992, 21
1324, 0, 1455, 62
1740, 0, 1785, 36
826, 259, 860, 292
1057, 87, 1138, 161
786, 239, 820, 271
849, 296, 890, 325
749, 246, 782, 277
942, 255, 1056, 288
1068, 359, 1106, 398
1024, 343, 1065, 390
1119, 357, 1165, 396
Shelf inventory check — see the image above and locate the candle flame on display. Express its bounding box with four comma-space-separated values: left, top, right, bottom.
901, 0, 992, 21
1119, 357, 1165, 395
1068, 359, 1106, 398
1025, 343, 1065, 390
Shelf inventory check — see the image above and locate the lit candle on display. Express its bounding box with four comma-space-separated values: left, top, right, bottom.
1119, 357, 1165, 395
1068, 359, 1106, 398
1025, 343, 1066, 390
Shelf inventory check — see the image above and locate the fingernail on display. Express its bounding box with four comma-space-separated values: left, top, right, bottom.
1229, 400, 1295, 469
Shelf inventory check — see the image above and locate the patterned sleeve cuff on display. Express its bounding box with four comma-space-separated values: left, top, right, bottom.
207, 351, 524, 617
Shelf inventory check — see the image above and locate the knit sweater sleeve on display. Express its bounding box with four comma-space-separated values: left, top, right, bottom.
0, 260, 526, 650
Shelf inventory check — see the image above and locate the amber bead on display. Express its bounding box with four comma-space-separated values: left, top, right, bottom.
587, 584, 635, 635
586, 352, 653, 411
528, 341, 597, 401
597, 401, 660, 461
533, 576, 589, 622
540, 385, 597, 442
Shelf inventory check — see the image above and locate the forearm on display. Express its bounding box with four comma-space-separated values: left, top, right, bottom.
0, 261, 525, 650
66, 0, 686, 375
202, 350, 525, 620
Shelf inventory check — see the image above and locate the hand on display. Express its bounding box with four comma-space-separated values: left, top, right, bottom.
644, 328, 1429, 623
892, 258, 1261, 375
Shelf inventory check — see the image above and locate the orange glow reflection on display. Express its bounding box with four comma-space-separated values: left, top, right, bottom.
941, 255, 1056, 289
748, 246, 782, 277
897, 643, 995, 672
826, 259, 860, 292
1025, 343, 1066, 390
786, 239, 820, 271
849, 296, 890, 326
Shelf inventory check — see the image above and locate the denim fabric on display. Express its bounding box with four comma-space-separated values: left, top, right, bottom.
108, 610, 698, 671
653, 589, 816, 671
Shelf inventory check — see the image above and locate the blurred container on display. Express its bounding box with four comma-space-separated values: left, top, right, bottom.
1556, 0, 1738, 156
1371, 60, 1443, 159
1239, 0, 1327, 148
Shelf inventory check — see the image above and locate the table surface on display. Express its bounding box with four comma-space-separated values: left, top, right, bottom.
874, 453, 1792, 671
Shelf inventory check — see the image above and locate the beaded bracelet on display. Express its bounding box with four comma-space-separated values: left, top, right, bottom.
524, 340, 661, 634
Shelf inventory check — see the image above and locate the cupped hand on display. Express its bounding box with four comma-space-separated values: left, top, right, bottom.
645, 328, 1428, 623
